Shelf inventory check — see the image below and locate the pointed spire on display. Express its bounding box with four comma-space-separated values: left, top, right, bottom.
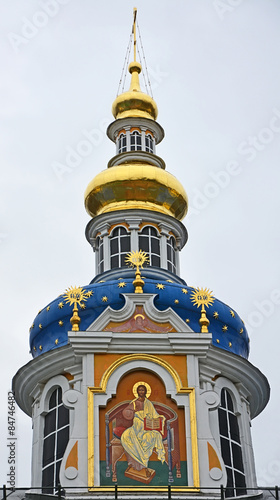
111, 8, 158, 120
129, 8, 142, 92
133, 7, 137, 63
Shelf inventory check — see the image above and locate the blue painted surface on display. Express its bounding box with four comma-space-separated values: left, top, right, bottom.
29, 277, 249, 359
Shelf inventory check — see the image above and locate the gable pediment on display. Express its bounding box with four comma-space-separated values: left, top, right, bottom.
86, 293, 193, 333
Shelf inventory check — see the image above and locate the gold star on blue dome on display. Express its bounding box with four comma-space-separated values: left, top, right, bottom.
156, 283, 165, 290
118, 282, 126, 288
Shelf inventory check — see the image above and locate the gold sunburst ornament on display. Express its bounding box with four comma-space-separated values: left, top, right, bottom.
125, 250, 149, 293
64, 286, 89, 332
190, 287, 215, 333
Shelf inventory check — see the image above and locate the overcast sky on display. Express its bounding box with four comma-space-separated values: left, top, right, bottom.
1, 0, 280, 488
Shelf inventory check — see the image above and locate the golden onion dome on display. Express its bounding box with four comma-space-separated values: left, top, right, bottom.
85, 15, 187, 223
84, 164, 188, 221
112, 61, 158, 121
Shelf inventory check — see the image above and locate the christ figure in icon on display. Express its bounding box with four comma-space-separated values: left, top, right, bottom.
120, 381, 166, 482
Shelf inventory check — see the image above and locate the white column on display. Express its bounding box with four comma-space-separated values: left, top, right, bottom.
30, 386, 43, 490
158, 223, 170, 270
125, 217, 141, 252
141, 129, 146, 151
97, 223, 110, 272
125, 127, 130, 151
175, 248, 180, 276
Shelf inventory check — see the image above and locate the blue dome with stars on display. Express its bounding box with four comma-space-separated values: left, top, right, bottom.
29, 274, 249, 359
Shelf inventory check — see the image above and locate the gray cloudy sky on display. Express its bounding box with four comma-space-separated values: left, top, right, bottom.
1, 0, 280, 488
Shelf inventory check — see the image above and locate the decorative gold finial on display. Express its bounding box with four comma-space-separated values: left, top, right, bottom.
190, 287, 215, 333
64, 286, 89, 331
125, 250, 149, 293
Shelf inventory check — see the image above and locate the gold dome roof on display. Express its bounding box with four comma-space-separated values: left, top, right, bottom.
85, 10, 188, 223
84, 164, 188, 221
112, 61, 158, 121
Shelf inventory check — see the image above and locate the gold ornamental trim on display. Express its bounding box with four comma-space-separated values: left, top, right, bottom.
190, 287, 215, 333
100, 354, 184, 393
63, 286, 89, 332
125, 250, 149, 293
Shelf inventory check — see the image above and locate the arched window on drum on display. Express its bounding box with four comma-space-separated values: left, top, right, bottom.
167, 236, 176, 274
139, 226, 160, 268
118, 133, 127, 154
110, 227, 131, 269
145, 133, 154, 153
218, 389, 246, 497
130, 130, 142, 151
42, 388, 69, 494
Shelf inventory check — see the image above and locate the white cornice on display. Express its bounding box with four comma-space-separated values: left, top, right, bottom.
200, 346, 270, 418
68, 331, 212, 356
12, 346, 78, 417
107, 151, 166, 169
85, 208, 188, 248
12, 340, 269, 421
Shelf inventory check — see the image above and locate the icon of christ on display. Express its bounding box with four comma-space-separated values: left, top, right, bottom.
120, 381, 166, 483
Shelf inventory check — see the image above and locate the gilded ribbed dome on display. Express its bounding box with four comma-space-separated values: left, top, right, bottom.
112, 62, 158, 120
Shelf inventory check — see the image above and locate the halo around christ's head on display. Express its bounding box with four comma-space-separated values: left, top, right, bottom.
133, 381, 151, 398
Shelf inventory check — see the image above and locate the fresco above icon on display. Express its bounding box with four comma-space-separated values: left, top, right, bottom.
99, 370, 188, 487
103, 305, 176, 334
